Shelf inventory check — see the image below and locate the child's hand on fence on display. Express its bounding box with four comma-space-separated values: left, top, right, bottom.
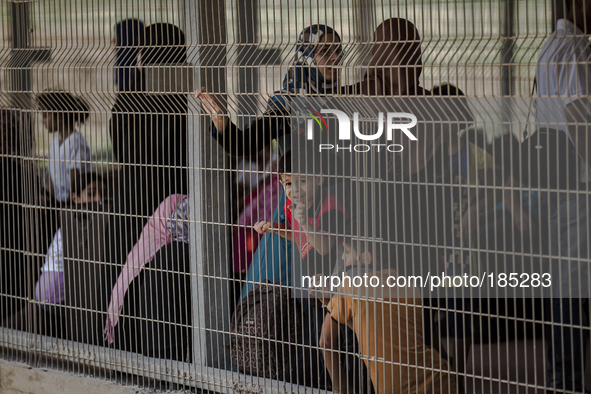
194, 88, 228, 131
253, 221, 273, 235
253, 221, 292, 241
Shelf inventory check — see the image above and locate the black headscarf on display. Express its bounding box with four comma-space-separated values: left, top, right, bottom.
111, 23, 188, 166
141, 22, 186, 65
115, 19, 144, 92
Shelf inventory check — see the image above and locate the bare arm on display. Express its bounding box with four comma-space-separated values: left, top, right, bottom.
291, 203, 337, 256
299, 221, 336, 255
253, 221, 293, 242
194, 88, 290, 158
319, 313, 353, 394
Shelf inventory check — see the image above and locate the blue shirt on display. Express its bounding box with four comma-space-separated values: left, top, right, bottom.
240, 187, 294, 301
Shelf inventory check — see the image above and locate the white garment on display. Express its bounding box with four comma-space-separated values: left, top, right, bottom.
41, 228, 64, 273
536, 18, 591, 183
48, 131, 92, 201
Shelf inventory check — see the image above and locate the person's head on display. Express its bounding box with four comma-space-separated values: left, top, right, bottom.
431, 83, 475, 138
140, 23, 186, 66
341, 233, 384, 270
278, 150, 324, 208
313, 31, 343, 82
70, 170, 103, 204
364, 18, 422, 95
114, 19, 144, 92
37, 90, 90, 134
115, 18, 144, 51
0, 109, 33, 157
296, 25, 343, 84
566, 0, 591, 33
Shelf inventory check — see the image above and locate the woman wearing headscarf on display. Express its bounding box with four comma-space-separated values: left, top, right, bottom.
108, 23, 188, 266
114, 19, 144, 93
197, 24, 349, 159
106, 23, 190, 359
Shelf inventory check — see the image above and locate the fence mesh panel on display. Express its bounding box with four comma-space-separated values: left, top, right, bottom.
1, 0, 590, 393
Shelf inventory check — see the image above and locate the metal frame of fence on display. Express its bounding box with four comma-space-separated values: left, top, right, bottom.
2, 0, 590, 393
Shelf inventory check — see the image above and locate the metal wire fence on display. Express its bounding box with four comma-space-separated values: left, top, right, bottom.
1, 0, 590, 393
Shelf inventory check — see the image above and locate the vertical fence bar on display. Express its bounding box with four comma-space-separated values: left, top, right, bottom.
185, 0, 208, 368
187, 0, 232, 373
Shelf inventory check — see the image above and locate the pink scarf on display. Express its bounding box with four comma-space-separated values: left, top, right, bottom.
104, 194, 186, 344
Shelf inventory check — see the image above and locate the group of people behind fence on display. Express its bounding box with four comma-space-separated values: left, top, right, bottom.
0, 7, 590, 394
1, 19, 192, 360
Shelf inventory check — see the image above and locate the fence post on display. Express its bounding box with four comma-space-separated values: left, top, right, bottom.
186, 0, 233, 372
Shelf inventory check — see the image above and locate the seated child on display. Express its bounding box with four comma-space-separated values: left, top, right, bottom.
37, 90, 92, 204
253, 150, 348, 389
35, 171, 103, 310
314, 234, 456, 394
254, 150, 348, 281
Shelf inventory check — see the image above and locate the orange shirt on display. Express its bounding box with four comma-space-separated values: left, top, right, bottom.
326, 269, 455, 394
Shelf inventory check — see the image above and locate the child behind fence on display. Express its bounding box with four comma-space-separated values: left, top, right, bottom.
37, 90, 92, 204
314, 233, 456, 394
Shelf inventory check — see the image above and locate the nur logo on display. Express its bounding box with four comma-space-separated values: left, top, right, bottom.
305, 109, 418, 153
